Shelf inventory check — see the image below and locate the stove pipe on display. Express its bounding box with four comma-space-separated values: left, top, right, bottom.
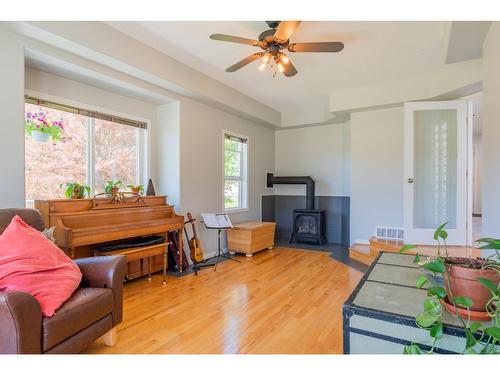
266, 173, 315, 210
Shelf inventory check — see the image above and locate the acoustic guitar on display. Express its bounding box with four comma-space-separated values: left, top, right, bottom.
186, 212, 204, 263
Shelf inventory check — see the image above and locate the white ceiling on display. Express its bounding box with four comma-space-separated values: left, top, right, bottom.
108, 21, 452, 114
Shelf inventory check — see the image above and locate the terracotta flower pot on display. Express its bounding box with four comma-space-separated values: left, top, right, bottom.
445, 258, 500, 312
131, 187, 140, 195
111, 187, 119, 195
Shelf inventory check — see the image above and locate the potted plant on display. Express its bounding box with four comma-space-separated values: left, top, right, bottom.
25, 111, 64, 143
60, 182, 90, 199
127, 184, 144, 195
104, 179, 123, 195
400, 223, 500, 354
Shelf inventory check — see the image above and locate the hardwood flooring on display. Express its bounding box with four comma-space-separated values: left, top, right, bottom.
84, 247, 363, 354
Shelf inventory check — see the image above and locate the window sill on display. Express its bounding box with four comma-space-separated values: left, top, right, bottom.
224, 208, 249, 214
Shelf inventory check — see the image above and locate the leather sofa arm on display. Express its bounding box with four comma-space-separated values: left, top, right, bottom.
74, 256, 126, 326
0, 291, 42, 354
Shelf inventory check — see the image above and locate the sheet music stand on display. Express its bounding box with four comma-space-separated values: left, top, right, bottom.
184, 219, 215, 275
202, 213, 241, 271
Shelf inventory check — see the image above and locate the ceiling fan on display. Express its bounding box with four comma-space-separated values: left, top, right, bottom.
209, 21, 344, 77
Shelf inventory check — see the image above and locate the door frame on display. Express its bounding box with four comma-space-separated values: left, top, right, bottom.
403, 100, 472, 246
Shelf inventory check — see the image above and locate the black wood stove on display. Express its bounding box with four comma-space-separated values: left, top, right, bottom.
291, 209, 326, 245
266, 173, 327, 245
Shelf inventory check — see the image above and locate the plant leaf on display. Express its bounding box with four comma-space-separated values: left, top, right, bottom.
484, 327, 500, 341
433, 222, 449, 240
416, 312, 438, 327
403, 344, 423, 354
469, 322, 483, 333
430, 322, 443, 339
424, 299, 442, 315
416, 275, 428, 289
477, 277, 498, 296
475, 238, 500, 250
399, 244, 416, 253
413, 253, 420, 264
452, 296, 473, 309
422, 260, 445, 274
466, 329, 477, 349
427, 285, 447, 299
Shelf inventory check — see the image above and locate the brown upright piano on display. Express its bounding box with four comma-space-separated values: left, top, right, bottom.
35, 195, 184, 279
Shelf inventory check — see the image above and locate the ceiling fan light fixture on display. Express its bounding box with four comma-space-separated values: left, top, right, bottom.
280, 53, 289, 64
277, 62, 285, 73
262, 53, 271, 63
258, 62, 266, 71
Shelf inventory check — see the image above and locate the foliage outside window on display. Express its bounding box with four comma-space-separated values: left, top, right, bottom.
25, 102, 146, 203
224, 132, 248, 211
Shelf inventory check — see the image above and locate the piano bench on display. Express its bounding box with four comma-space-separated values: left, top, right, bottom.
94, 241, 169, 285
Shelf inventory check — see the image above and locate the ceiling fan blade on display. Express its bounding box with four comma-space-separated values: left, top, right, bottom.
273, 21, 301, 43
281, 59, 298, 77
210, 34, 261, 47
288, 42, 344, 53
225, 53, 264, 72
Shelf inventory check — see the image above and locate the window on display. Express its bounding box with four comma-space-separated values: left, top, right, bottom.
24, 97, 147, 203
224, 131, 248, 211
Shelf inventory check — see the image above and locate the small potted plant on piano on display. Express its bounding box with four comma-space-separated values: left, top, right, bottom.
60, 182, 91, 199
127, 184, 144, 195
104, 179, 123, 196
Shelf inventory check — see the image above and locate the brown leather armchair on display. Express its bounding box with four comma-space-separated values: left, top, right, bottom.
0, 208, 126, 354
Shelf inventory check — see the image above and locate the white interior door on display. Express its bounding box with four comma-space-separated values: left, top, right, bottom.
404, 101, 470, 245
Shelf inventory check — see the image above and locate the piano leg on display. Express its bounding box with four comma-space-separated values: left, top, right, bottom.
147, 257, 152, 282
178, 228, 183, 273
162, 244, 168, 285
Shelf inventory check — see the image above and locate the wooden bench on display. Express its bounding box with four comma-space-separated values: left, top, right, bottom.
227, 221, 276, 257
94, 242, 169, 285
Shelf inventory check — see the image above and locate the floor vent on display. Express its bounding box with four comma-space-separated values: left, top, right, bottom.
376, 227, 404, 241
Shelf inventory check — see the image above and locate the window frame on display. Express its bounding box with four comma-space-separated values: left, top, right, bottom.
24, 90, 150, 204
222, 129, 249, 213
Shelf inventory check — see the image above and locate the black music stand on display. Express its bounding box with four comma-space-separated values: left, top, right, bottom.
201, 213, 241, 271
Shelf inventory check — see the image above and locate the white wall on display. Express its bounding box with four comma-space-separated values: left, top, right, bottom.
350, 107, 404, 244
274, 123, 350, 197
155, 102, 181, 208
482, 22, 500, 241
177, 98, 275, 257
473, 134, 482, 215
0, 30, 25, 208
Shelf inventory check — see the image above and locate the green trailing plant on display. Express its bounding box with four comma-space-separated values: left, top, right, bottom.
400, 224, 500, 354
104, 179, 123, 194
127, 184, 144, 195
59, 182, 90, 199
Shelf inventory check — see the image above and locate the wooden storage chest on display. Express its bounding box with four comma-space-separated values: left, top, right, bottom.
227, 221, 276, 257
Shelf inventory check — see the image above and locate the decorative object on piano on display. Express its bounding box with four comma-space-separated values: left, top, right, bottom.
59, 182, 91, 199
92, 192, 145, 206
127, 184, 144, 195
146, 178, 156, 196
25, 110, 65, 143
104, 179, 124, 196
399, 223, 500, 354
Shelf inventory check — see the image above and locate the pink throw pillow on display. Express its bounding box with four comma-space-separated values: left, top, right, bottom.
0, 215, 82, 316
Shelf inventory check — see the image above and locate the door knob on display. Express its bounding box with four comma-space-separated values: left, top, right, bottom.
407, 178, 414, 183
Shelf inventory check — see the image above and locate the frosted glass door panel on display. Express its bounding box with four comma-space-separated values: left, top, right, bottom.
413, 110, 457, 229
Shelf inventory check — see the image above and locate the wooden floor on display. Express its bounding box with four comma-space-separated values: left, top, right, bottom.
84, 247, 363, 354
